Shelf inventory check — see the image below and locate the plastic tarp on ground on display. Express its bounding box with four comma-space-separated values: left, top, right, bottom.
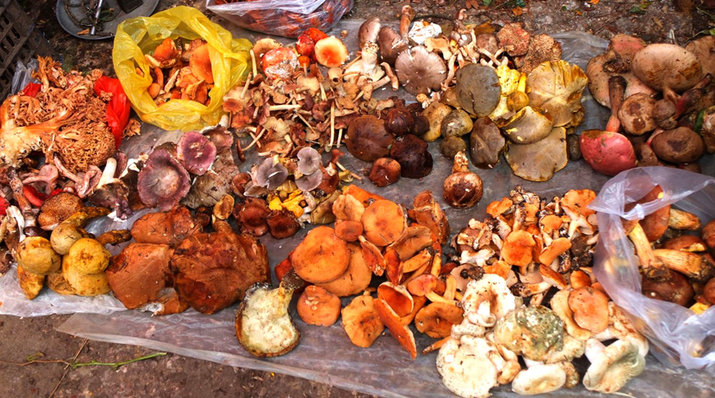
1, 20, 714, 398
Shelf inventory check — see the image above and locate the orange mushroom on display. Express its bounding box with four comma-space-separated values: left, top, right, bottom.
502, 230, 536, 267
297, 285, 341, 326
341, 294, 384, 348
568, 287, 610, 333
414, 302, 464, 338
291, 226, 350, 283
189, 43, 214, 84
361, 199, 406, 246
374, 298, 418, 359
377, 282, 414, 317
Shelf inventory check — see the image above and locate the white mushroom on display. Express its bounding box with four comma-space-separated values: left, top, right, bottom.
593, 302, 649, 357
511, 359, 567, 395
461, 274, 517, 322
582, 338, 645, 393
437, 336, 500, 398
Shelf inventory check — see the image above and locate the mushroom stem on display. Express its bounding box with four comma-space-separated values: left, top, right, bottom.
605, 75, 626, 133
626, 222, 668, 279
96, 158, 117, 190
399, 5, 416, 39
584, 338, 606, 364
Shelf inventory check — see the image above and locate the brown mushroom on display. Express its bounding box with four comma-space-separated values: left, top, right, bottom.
415, 302, 464, 338
650, 127, 705, 164
37, 193, 83, 231
469, 117, 505, 169
345, 115, 394, 162
455, 63, 501, 117
368, 158, 401, 187
394, 46, 447, 95
266, 210, 300, 239
443, 151, 483, 208
642, 271, 694, 306
618, 93, 657, 135
389, 134, 433, 178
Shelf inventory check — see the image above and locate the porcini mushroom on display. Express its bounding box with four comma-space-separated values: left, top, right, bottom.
443, 151, 483, 208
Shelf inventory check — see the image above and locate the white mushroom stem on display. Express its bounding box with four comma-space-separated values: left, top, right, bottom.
96, 158, 117, 190
380, 62, 399, 90
594, 328, 648, 358
7, 206, 25, 242
250, 49, 257, 79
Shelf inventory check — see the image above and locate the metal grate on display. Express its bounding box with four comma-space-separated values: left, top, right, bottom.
0, 0, 53, 99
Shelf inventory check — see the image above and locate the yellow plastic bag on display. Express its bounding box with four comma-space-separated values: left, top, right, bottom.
113, 6, 251, 131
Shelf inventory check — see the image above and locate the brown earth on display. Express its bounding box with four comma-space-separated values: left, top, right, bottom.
2, 0, 713, 397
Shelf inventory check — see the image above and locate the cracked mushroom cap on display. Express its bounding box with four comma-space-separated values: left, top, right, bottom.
395, 46, 447, 95
437, 336, 500, 398
526, 60, 588, 127
583, 339, 645, 393
511, 362, 567, 395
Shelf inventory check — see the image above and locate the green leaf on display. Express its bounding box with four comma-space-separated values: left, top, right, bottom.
25, 352, 44, 362
482, 0, 493, 5
629, 6, 646, 14
515, 0, 526, 7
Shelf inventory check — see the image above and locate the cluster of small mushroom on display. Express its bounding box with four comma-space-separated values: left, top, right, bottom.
437, 187, 649, 396
624, 186, 715, 312
357, 11, 589, 181
237, 186, 479, 360
581, 34, 714, 176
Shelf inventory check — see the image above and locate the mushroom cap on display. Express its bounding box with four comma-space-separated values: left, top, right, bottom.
358, 17, 381, 48
511, 363, 566, 395
415, 302, 464, 338
437, 337, 499, 398
505, 126, 567, 182
526, 60, 588, 128
377, 26, 407, 65
37, 192, 84, 230
177, 131, 217, 176
295, 172, 323, 192
583, 339, 645, 393
296, 146, 322, 175
618, 93, 657, 135
395, 46, 447, 95
493, 305, 564, 361
254, 157, 288, 190
568, 286, 610, 334
455, 63, 501, 117
137, 149, 191, 211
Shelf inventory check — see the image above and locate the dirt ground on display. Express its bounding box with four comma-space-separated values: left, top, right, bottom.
1, 0, 712, 397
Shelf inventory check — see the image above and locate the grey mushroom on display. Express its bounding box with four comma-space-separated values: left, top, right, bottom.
395, 46, 447, 95
254, 157, 288, 190
296, 147, 322, 175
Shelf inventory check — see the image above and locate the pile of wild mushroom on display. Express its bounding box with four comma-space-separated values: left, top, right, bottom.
624, 186, 715, 313
581, 34, 714, 175
439, 187, 649, 396
354, 10, 589, 182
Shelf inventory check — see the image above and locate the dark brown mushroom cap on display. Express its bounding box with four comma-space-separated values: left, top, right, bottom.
345, 115, 394, 162
377, 26, 406, 65
37, 193, 84, 230
358, 17, 381, 48
395, 46, 447, 95
177, 131, 217, 176
390, 134, 433, 178
137, 149, 191, 211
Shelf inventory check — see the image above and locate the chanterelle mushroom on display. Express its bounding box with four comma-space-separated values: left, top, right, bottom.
394, 46, 447, 95
582, 338, 645, 393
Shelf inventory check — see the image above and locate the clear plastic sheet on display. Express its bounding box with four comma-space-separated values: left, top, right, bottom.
1, 20, 714, 397
591, 167, 715, 371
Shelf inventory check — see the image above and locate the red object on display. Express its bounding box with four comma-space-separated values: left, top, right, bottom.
296, 34, 315, 57
21, 82, 41, 97
274, 256, 294, 281
0, 196, 9, 216
94, 76, 131, 149
304, 27, 328, 43
22, 185, 47, 207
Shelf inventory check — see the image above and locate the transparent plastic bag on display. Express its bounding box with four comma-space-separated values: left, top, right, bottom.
206, 0, 354, 38
591, 167, 715, 371
113, 6, 252, 131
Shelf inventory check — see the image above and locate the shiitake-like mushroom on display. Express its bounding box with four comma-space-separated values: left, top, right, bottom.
346, 115, 394, 162
389, 134, 433, 178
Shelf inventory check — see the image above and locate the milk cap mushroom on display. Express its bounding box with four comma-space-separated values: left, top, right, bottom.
437, 337, 500, 398
568, 287, 609, 334
511, 361, 567, 395
395, 46, 447, 95
583, 339, 645, 393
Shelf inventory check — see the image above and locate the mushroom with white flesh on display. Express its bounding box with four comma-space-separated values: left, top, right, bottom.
511, 360, 571, 395
625, 221, 670, 280
459, 274, 518, 328
436, 335, 500, 398
582, 338, 645, 393
526, 60, 588, 128
235, 275, 303, 358
395, 46, 447, 95
493, 305, 565, 362
580, 75, 637, 176
593, 302, 649, 358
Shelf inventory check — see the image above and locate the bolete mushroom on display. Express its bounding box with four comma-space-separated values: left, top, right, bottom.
617, 93, 657, 135
470, 117, 505, 169
368, 158, 401, 187
443, 151, 483, 208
